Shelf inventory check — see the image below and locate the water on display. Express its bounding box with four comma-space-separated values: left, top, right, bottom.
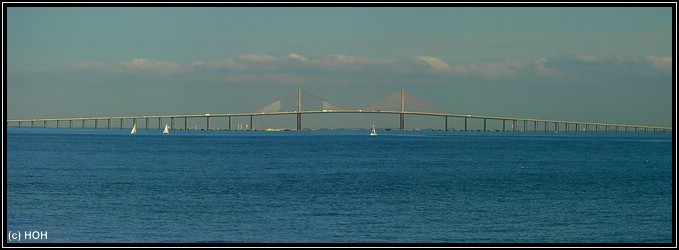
5, 128, 673, 244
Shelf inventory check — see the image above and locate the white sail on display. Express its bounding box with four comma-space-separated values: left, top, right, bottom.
130, 122, 137, 135
370, 125, 378, 136
163, 124, 169, 134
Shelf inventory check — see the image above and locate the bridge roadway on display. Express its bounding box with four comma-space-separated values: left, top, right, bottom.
5, 109, 673, 133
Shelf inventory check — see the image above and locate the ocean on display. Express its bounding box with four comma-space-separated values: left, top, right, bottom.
5, 128, 674, 244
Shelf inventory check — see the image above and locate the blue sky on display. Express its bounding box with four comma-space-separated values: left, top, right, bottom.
6, 5, 674, 129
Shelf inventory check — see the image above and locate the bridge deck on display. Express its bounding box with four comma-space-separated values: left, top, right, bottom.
5, 109, 672, 131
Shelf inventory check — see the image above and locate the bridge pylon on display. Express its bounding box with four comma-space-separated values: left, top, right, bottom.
253, 87, 344, 131
363, 89, 440, 130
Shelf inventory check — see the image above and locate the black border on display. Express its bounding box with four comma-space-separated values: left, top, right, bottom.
2, 1, 677, 248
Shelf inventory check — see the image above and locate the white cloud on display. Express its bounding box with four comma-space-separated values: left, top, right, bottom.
120, 58, 180, 74
413, 56, 452, 72
451, 64, 469, 76
43, 53, 669, 86
469, 61, 521, 80
575, 55, 601, 63
563, 54, 673, 70
288, 53, 308, 61
238, 54, 278, 63
221, 73, 305, 85
71, 61, 108, 70
532, 58, 561, 77
456, 58, 572, 80
331, 54, 353, 64
323, 54, 392, 68
646, 55, 672, 70
191, 59, 247, 71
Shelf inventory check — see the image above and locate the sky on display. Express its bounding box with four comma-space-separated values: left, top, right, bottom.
5, 5, 674, 130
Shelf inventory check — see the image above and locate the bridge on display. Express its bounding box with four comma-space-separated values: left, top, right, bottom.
5, 88, 672, 133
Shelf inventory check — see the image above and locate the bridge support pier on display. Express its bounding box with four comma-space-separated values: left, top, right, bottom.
171, 117, 175, 131
464, 117, 468, 132
184, 117, 188, 130
533, 121, 536, 132
297, 88, 303, 131
228, 116, 232, 130
400, 89, 405, 130
206, 117, 210, 131
400, 113, 405, 130
444, 117, 448, 131
484, 118, 487, 132
297, 113, 302, 131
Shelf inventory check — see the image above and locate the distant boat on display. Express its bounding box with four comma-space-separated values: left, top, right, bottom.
130, 122, 137, 135
163, 124, 169, 135
370, 125, 378, 136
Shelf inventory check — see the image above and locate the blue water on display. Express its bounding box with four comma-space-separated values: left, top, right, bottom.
5, 128, 674, 244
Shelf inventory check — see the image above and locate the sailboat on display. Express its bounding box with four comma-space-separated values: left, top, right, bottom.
163, 124, 169, 135
370, 125, 378, 136
130, 122, 137, 135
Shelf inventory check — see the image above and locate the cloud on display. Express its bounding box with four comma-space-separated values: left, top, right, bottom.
569, 54, 672, 71
467, 60, 523, 80
288, 53, 308, 61
451, 64, 470, 76
646, 55, 672, 70
13, 53, 669, 86
412, 56, 452, 73
238, 54, 278, 63
532, 58, 563, 78
191, 59, 247, 71
330, 54, 354, 64
70, 61, 108, 70
311, 54, 394, 70
550, 54, 672, 75
575, 55, 602, 63
120, 58, 180, 74
111, 54, 445, 79
221, 73, 305, 85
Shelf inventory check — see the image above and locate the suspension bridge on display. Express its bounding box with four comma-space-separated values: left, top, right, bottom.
5, 88, 672, 133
